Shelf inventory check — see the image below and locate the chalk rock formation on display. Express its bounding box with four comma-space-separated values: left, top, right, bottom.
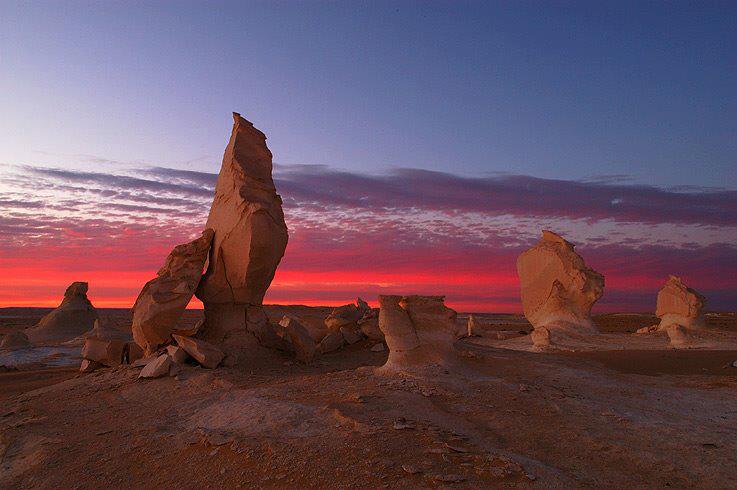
26, 282, 99, 342
0, 331, 30, 349
279, 316, 318, 363
172, 334, 225, 369
377, 295, 457, 373
194, 113, 288, 360
81, 337, 126, 367
317, 331, 345, 354
139, 354, 174, 379
325, 303, 364, 331
517, 231, 604, 338
655, 276, 706, 330
131, 229, 214, 353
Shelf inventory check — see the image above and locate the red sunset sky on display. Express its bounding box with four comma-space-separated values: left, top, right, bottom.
2, 164, 735, 313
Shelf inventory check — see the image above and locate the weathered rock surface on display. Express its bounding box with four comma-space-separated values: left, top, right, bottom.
325, 303, 364, 331
26, 282, 99, 342
194, 113, 288, 358
655, 276, 706, 330
131, 229, 213, 353
81, 337, 126, 367
517, 231, 604, 336
172, 334, 224, 369
139, 354, 173, 379
79, 359, 102, 373
666, 324, 692, 348
166, 345, 189, 364
340, 325, 363, 345
317, 331, 344, 354
377, 295, 457, 372
279, 316, 317, 363
0, 331, 30, 349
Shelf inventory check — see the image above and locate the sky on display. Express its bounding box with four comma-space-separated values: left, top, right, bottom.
1, 1, 736, 312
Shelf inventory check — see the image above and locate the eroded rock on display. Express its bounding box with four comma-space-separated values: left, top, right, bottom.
279, 316, 317, 363
0, 331, 30, 349
81, 337, 126, 367
172, 334, 225, 369
131, 229, 213, 353
139, 354, 173, 379
377, 295, 457, 373
517, 231, 604, 338
656, 276, 707, 330
26, 282, 99, 342
194, 113, 288, 358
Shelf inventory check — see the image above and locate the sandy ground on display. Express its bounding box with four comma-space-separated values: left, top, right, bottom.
2, 308, 737, 488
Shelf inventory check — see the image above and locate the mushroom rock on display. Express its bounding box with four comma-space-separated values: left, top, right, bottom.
516, 231, 604, 339
376, 295, 458, 373
194, 113, 289, 360
655, 276, 706, 330
131, 229, 214, 353
26, 282, 99, 342
1, 331, 31, 350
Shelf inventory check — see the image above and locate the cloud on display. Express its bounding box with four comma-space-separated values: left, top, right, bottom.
1, 162, 736, 311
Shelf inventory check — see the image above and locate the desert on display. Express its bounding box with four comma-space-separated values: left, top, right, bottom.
2, 2, 737, 489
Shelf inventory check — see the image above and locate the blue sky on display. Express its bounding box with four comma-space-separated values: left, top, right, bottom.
1, 1, 735, 186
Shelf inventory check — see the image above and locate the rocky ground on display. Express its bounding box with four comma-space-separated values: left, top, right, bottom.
2, 308, 737, 488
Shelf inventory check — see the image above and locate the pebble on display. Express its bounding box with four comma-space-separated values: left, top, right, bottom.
402, 464, 422, 475
393, 417, 414, 430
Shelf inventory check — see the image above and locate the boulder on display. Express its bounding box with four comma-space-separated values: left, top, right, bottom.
131, 229, 213, 353
279, 316, 318, 363
377, 295, 458, 372
139, 354, 173, 379
340, 325, 363, 345
195, 113, 289, 359
655, 276, 707, 330
79, 359, 102, 373
358, 316, 384, 341
517, 231, 604, 334
172, 334, 224, 369
26, 282, 99, 342
0, 331, 30, 349
317, 331, 344, 354
166, 345, 189, 364
81, 337, 126, 367
325, 303, 363, 331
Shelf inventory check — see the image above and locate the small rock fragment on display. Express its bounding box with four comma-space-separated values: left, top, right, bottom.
138, 354, 172, 378
370, 343, 385, 352
167, 344, 189, 364
79, 359, 102, 373
173, 334, 224, 369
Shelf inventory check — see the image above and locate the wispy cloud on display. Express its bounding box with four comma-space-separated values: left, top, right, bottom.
1, 162, 736, 310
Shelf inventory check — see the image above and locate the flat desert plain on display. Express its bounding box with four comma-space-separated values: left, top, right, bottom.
2, 307, 737, 488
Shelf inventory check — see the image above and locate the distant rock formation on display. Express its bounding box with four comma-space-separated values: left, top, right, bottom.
0, 330, 30, 349
195, 113, 289, 361
516, 231, 604, 348
26, 282, 99, 342
377, 295, 457, 373
324, 298, 375, 343
131, 229, 214, 353
655, 276, 706, 330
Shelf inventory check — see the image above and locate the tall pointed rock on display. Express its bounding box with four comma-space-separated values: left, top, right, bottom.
195, 113, 289, 357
